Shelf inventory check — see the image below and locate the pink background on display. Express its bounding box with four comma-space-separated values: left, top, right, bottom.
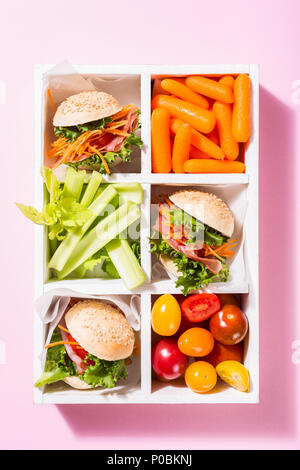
1, 0, 300, 450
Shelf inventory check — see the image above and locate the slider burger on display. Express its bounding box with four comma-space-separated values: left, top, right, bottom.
49, 91, 142, 174
35, 300, 135, 389
150, 190, 237, 295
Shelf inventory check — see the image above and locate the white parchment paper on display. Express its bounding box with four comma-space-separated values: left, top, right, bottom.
43, 61, 141, 173
35, 289, 141, 391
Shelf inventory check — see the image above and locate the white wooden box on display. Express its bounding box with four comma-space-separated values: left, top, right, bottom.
34, 64, 259, 404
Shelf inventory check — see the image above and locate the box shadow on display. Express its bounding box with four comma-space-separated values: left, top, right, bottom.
56, 86, 298, 444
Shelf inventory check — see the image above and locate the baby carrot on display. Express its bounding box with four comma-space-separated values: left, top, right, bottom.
161, 78, 209, 109
186, 76, 234, 103
151, 94, 216, 134
232, 74, 251, 142
172, 123, 192, 173
219, 75, 235, 89
183, 159, 245, 173
170, 118, 224, 160
151, 107, 172, 173
213, 101, 239, 160
189, 146, 211, 159
207, 127, 219, 145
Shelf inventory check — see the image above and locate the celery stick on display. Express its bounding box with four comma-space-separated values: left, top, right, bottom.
62, 168, 86, 201
42, 167, 60, 203
80, 171, 102, 207
49, 185, 117, 272
112, 183, 143, 204
106, 239, 145, 290
58, 201, 140, 279
49, 236, 58, 257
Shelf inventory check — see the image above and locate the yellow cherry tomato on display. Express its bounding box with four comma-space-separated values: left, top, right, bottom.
216, 360, 250, 392
151, 294, 181, 336
185, 361, 217, 393
178, 327, 214, 357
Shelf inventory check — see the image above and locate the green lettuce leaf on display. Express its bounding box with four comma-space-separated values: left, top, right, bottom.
67, 129, 143, 175
54, 117, 113, 142
34, 330, 129, 389
81, 354, 128, 388
150, 235, 229, 295
102, 258, 120, 279
130, 240, 141, 264
34, 329, 77, 387
169, 207, 227, 246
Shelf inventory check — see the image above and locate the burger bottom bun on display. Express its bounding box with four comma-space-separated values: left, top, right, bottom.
64, 376, 94, 390
159, 255, 181, 278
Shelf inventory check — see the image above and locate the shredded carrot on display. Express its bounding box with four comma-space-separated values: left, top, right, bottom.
88, 145, 111, 174
57, 324, 70, 334
105, 120, 128, 129
205, 245, 225, 261
162, 195, 173, 207
49, 105, 137, 169
112, 104, 134, 121
48, 89, 56, 114
160, 205, 171, 219
49, 129, 107, 169
213, 239, 237, 255
45, 341, 79, 349
103, 129, 130, 137
204, 239, 237, 259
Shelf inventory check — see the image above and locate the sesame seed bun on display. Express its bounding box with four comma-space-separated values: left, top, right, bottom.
53, 91, 122, 127
64, 376, 93, 390
65, 300, 134, 361
169, 190, 234, 238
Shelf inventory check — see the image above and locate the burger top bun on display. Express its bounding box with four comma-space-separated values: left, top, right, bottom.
53, 91, 122, 127
64, 376, 93, 390
65, 300, 134, 361
169, 190, 234, 238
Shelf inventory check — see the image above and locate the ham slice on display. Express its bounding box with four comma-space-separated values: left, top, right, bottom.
71, 108, 138, 164
100, 108, 138, 153
153, 211, 223, 275
165, 237, 222, 275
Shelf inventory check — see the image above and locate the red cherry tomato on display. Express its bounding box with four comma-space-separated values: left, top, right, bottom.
181, 294, 221, 322
202, 341, 244, 367
152, 338, 188, 381
209, 305, 248, 345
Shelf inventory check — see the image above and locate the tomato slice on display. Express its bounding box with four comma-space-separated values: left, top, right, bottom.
67, 333, 95, 365
181, 294, 221, 322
